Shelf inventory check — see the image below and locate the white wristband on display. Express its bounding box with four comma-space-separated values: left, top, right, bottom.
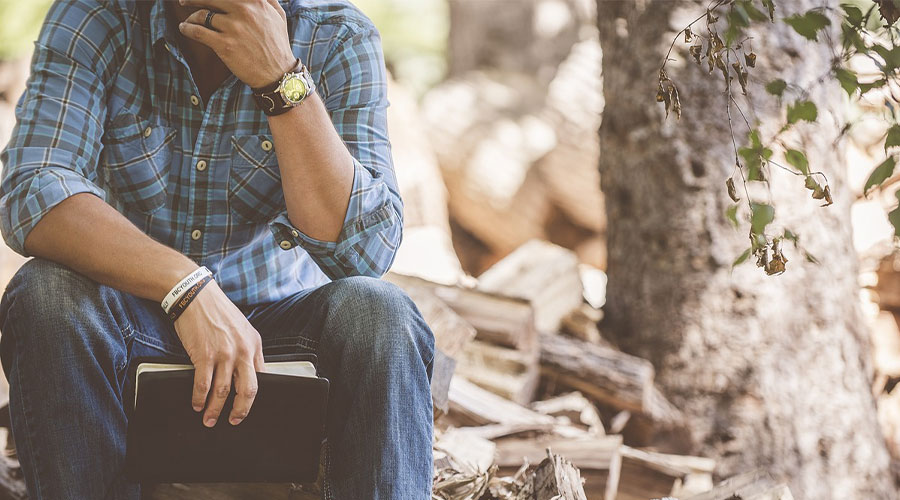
161, 266, 213, 314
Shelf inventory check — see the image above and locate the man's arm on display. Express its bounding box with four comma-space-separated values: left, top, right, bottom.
0, 1, 263, 428
179, 0, 403, 280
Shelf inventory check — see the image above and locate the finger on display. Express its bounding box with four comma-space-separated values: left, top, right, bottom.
183, 8, 230, 33
179, 0, 239, 12
191, 360, 214, 412
178, 19, 225, 49
228, 362, 259, 425
202, 360, 234, 427
265, 0, 286, 21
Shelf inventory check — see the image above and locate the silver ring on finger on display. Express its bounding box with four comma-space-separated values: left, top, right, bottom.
204, 10, 217, 31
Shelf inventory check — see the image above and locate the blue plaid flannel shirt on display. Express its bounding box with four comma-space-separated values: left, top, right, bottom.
0, 0, 403, 306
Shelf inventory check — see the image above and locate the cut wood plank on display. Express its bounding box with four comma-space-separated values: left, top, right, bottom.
496, 436, 620, 500
448, 376, 554, 427
539, 333, 655, 414
530, 392, 604, 435
477, 240, 583, 334
617, 446, 715, 500
386, 272, 537, 351
434, 428, 497, 475
456, 339, 540, 405
560, 303, 604, 345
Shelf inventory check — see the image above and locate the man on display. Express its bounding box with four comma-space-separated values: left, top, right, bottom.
0, 0, 435, 498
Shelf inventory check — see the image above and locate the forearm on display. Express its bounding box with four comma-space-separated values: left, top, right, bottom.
23, 193, 199, 302
267, 92, 354, 243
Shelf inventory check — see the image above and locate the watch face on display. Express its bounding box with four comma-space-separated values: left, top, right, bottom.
282, 76, 307, 104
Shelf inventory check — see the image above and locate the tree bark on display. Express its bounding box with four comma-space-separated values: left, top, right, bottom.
597, 1, 895, 498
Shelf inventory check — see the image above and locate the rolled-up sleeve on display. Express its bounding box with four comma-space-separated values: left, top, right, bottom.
0, 1, 122, 256
269, 25, 403, 280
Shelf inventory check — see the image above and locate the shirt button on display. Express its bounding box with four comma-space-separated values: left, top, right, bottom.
279, 240, 293, 250
261, 140, 273, 152
190, 95, 200, 106
143, 126, 152, 138
196, 160, 208, 172
191, 229, 202, 240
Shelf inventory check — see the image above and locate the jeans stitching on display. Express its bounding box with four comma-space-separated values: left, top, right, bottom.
262, 335, 319, 351
323, 440, 333, 500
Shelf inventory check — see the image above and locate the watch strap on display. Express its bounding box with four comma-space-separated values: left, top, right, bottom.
251, 59, 313, 117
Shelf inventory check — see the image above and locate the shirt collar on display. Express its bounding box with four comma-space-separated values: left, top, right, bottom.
149, 0, 173, 48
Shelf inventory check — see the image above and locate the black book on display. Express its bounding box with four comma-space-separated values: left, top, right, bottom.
124, 353, 329, 483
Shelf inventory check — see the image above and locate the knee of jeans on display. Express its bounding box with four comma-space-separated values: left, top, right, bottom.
325, 276, 435, 367
1, 258, 106, 335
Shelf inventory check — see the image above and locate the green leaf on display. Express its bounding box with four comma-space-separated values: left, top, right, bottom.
726, 204, 739, 228
732, 248, 752, 268
890, 205, 900, 238
784, 10, 831, 41
835, 68, 859, 96
841, 4, 864, 27
785, 149, 809, 175
886, 125, 900, 152
766, 79, 788, 96
750, 203, 775, 234
804, 251, 820, 264
841, 24, 867, 54
787, 100, 818, 124
761, 0, 776, 22
864, 156, 897, 195
784, 229, 799, 243
860, 78, 888, 94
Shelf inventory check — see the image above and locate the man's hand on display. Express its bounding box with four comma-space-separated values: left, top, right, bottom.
173, 280, 266, 427
178, 0, 297, 88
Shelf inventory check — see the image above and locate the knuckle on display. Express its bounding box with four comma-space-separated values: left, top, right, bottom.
215, 384, 231, 398
194, 380, 210, 393
244, 385, 259, 398
231, 411, 248, 420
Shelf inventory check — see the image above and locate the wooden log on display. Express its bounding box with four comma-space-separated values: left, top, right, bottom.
477, 240, 583, 334
539, 333, 655, 415
448, 377, 554, 427
686, 471, 794, 500
431, 349, 457, 416
386, 273, 537, 351
496, 436, 620, 500
456, 339, 540, 405
525, 451, 590, 500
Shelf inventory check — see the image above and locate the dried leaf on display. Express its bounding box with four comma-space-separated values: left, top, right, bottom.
745, 52, 757, 67
727, 177, 740, 202
732, 61, 749, 94
876, 0, 900, 24
685, 27, 693, 43
707, 9, 720, 25
822, 185, 833, 206
690, 43, 703, 64
669, 84, 682, 119
812, 184, 825, 199
762, 0, 776, 22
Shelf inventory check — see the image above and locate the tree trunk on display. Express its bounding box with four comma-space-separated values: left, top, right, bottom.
597, 1, 895, 498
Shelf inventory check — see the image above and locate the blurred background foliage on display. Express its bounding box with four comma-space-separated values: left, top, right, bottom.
0, 0, 52, 60
353, 0, 449, 95
0, 0, 445, 94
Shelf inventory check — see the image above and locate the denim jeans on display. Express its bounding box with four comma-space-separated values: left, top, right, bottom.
0, 258, 435, 500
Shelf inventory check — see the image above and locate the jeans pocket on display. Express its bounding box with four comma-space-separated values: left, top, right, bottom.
101, 113, 175, 214
228, 134, 285, 223
261, 335, 318, 356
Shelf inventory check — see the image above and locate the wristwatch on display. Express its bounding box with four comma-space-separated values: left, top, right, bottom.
251, 59, 316, 116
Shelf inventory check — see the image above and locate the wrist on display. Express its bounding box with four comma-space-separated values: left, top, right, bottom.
248, 54, 300, 90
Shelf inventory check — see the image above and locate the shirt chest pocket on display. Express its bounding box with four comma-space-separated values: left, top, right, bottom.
228, 135, 286, 223
100, 113, 175, 215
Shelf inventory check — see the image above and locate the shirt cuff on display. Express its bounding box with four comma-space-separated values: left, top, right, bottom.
0, 164, 107, 256
267, 158, 400, 279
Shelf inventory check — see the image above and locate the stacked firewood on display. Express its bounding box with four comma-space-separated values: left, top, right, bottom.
384, 239, 795, 500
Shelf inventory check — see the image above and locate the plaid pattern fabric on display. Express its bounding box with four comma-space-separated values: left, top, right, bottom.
0, 0, 402, 306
